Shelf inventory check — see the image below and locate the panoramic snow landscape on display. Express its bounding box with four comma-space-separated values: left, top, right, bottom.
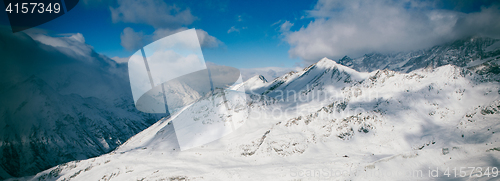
6, 37, 499, 180
2, 0, 500, 180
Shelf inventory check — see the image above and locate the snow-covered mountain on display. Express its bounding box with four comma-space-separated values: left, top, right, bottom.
246, 57, 370, 96
0, 29, 159, 179
21, 41, 500, 180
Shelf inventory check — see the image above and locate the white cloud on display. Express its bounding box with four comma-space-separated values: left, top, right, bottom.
110, 0, 196, 28
272, 20, 295, 34
271, 20, 282, 27
29, 33, 94, 60
120, 27, 145, 51
146, 50, 205, 85
111, 56, 130, 63
227, 26, 240, 34
194, 29, 223, 48
240, 66, 302, 81
284, 0, 500, 62
153, 28, 222, 48
279, 20, 294, 32
120, 27, 223, 51
236, 14, 251, 22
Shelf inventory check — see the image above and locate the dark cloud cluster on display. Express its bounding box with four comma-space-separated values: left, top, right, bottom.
110, 0, 196, 28
111, 0, 223, 55
120, 27, 223, 52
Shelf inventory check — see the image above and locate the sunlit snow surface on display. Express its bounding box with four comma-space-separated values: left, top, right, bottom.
127, 28, 248, 151
22, 58, 500, 181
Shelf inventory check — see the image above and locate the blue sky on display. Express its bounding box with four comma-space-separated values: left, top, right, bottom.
1, 0, 316, 69
1, 0, 500, 69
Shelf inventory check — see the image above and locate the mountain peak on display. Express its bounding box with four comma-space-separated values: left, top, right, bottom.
244, 74, 270, 92
248, 75, 268, 83
338, 56, 354, 67
317, 57, 337, 66
312, 57, 362, 76
302, 57, 338, 72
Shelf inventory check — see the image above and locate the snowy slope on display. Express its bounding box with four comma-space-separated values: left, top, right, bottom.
21, 57, 500, 181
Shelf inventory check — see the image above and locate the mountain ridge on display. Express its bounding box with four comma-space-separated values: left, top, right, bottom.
21, 41, 500, 180
332, 36, 500, 74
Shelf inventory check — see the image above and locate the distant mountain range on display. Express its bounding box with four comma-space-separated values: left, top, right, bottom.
336, 37, 500, 77
16, 36, 500, 180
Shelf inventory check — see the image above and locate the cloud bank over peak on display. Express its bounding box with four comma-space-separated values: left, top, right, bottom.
284, 0, 500, 63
